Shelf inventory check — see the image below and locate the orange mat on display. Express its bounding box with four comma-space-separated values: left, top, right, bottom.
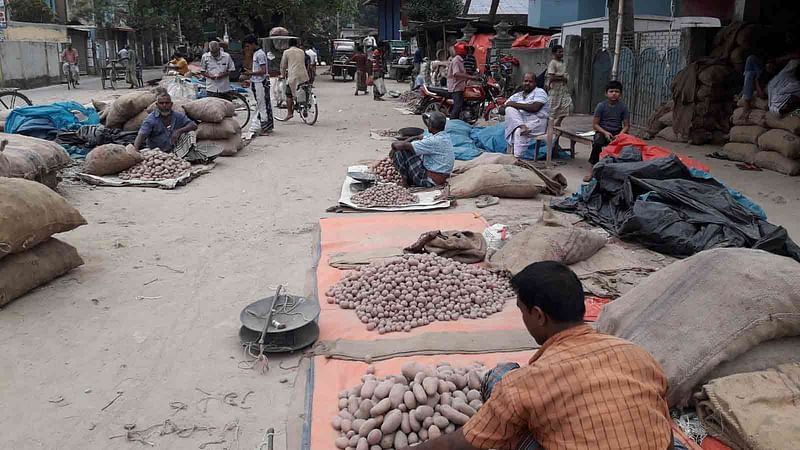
308, 352, 700, 450
316, 213, 610, 342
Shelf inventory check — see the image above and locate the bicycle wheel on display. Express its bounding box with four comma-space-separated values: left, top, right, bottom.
228, 92, 251, 129
108, 68, 117, 90
300, 95, 319, 125
0, 91, 33, 111
272, 91, 290, 122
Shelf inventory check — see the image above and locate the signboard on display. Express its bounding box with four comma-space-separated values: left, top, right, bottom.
0, 0, 7, 31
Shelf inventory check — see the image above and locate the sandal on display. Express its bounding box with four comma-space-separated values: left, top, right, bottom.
475, 195, 500, 208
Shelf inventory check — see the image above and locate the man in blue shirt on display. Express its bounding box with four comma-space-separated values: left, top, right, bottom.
390, 111, 454, 187
133, 89, 197, 153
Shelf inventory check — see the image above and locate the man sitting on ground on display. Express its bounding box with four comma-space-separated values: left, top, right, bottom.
165, 52, 190, 76
390, 111, 454, 188
413, 261, 675, 450
502, 72, 549, 158
133, 89, 197, 153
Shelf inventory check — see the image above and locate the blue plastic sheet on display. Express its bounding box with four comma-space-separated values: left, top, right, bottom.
5, 101, 100, 139
445, 119, 482, 160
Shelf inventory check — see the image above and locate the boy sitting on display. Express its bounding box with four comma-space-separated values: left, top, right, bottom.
586, 80, 630, 181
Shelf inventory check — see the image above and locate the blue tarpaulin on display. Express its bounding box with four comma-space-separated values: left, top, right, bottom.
5, 101, 100, 139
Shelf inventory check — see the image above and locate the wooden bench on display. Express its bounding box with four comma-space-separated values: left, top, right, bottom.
554, 114, 595, 160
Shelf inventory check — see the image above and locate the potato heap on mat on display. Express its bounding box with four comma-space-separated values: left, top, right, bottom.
370, 157, 404, 185
326, 254, 514, 334
118, 149, 192, 181
333, 361, 487, 449
352, 183, 418, 207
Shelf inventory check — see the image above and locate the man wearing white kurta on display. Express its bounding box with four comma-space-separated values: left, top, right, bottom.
502, 73, 549, 158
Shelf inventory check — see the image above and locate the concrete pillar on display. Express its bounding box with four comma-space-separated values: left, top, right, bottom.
564, 34, 581, 110
680, 27, 718, 67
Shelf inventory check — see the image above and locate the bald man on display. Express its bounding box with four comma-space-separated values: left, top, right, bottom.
502, 73, 549, 158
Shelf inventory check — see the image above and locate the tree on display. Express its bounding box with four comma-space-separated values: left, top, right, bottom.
405, 0, 463, 22
7, 0, 56, 23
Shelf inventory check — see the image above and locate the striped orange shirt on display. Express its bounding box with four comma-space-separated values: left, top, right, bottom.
462, 324, 672, 450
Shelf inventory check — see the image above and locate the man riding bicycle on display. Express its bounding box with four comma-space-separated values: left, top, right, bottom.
61, 43, 80, 85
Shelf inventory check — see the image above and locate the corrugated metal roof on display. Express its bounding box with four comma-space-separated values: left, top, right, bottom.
467, 0, 529, 15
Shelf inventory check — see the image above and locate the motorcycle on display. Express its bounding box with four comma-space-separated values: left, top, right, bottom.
414, 73, 505, 124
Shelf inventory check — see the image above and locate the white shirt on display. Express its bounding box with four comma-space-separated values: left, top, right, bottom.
305, 49, 318, 66
201, 50, 236, 93
508, 87, 550, 119
118, 48, 129, 60
363, 36, 376, 48
251, 48, 268, 83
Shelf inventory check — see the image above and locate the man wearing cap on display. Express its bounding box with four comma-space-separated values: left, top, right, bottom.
448, 42, 482, 120
389, 111, 454, 188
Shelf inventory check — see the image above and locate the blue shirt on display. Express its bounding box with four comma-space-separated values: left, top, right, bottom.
412, 130, 455, 174
138, 110, 195, 152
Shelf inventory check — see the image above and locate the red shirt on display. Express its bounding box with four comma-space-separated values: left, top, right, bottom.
62, 49, 79, 64
351, 53, 368, 72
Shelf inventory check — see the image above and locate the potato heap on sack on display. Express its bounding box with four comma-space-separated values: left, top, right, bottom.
352, 183, 418, 207
326, 254, 514, 334
370, 157, 404, 184
118, 149, 191, 181
333, 361, 487, 449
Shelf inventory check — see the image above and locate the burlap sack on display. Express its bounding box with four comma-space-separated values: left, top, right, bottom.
122, 109, 149, 131
0, 238, 84, 307
696, 363, 800, 450
658, 111, 673, 127
196, 118, 241, 140
1, 133, 71, 187
698, 64, 731, 85
722, 142, 759, 164
705, 337, 800, 382
595, 248, 800, 407
757, 129, 800, 159
729, 125, 766, 144
105, 91, 156, 129
183, 97, 236, 123
92, 99, 109, 113
729, 46, 748, 65
656, 126, 683, 142
764, 111, 800, 135
82, 144, 143, 176
449, 164, 544, 198
453, 153, 518, 174
0, 178, 87, 260
145, 100, 187, 115
404, 230, 487, 264
696, 85, 728, 101
754, 151, 800, 175
736, 96, 768, 111
489, 206, 607, 274
735, 24, 758, 46
731, 107, 766, 126
197, 135, 243, 157
0, 109, 10, 131
0, 140, 10, 177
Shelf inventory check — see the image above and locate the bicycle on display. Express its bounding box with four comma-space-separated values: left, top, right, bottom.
101, 59, 126, 90
0, 88, 33, 111
62, 63, 79, 90
196, 82, 252, 130
272, 81, 318, 125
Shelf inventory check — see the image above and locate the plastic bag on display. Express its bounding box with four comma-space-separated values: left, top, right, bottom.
272, 79, 287, 107
162, 77, 196, 101
374, 77, 387, 95
483, 224, 511, 250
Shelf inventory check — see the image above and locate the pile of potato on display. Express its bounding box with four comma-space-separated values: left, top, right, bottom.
333, 361, 487, 449
117, 150, 192, 181
326, 254, 514, 334
370, 157, 404, 185
352, 183, 418, 207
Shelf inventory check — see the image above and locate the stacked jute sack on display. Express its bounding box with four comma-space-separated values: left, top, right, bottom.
0, 109, 10, 132
0, 178, 86, 306
0, 132, 71, 189
182, 97, 243, 156
97, 90, 157, 131
649, 22, 757, 145
724, 99, 800, 175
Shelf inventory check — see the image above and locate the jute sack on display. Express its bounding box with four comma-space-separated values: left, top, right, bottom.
0, 109, 11, 132
145, 100, 187, 115
698, 64, 731, 85
754, 151, 800, 176
0, 238, 84, 307
489, 206, 607, 274
659, 111, 673, 127
729, 125, 766, 144
731, 107, 766, 126
764, 111, 800, 135
705, 336, 800, 382
736, 96, 768, 110
105, 91, 156, 128
0, 178, 87, 260
122, 109, 150, 131
1, 133, 71, 187
196, 118, 241, 140
449, 164, 544, 198
757, 129, 800, 159
183, 97, 235, 123
596, 248, 800, 407
82, 144, 143, 176
197, 135, 243, 157
656, 126, 683, 142
453, 153, 518, 174
722, 142, 758, 164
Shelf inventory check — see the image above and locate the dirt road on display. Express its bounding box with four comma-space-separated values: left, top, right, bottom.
1, 74, 799, 449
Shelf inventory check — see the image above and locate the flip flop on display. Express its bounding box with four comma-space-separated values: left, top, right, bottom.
735, 163, 762, 171
475, 195, 499, 208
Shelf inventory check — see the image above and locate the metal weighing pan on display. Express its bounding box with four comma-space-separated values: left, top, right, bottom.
240, 294, 320, 334
239, 321, 320, 353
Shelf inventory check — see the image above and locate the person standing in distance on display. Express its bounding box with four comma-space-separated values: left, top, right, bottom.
242, 35, 274, 136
